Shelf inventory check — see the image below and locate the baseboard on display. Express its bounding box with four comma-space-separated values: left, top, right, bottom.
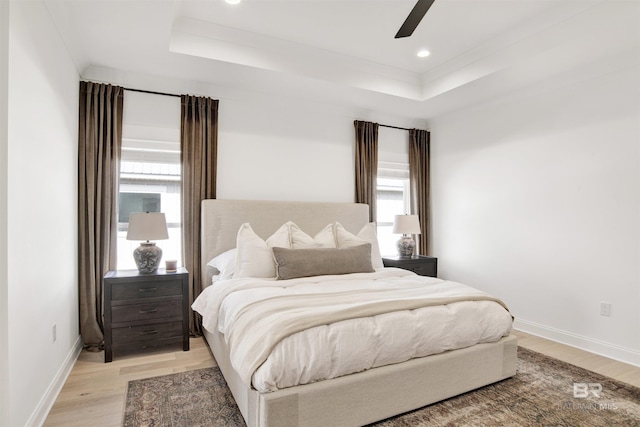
26, 335, 82, 427
514, 318, 640, 367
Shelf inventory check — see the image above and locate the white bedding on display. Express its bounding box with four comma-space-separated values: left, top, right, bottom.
192, 268, 513, 393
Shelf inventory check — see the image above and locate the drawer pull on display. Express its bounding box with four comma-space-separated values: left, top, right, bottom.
138, 287, 157, 293
139, 308, 158, 314
139, 329, 158, 336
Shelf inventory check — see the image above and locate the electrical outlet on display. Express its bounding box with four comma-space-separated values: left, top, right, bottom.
600, 302, 611, 317
52, 324, 57, 343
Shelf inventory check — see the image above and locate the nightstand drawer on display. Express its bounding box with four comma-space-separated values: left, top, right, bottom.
112, 321, 183, 345
405, 263, 437, 277
111, 299, 182, 323
112, 338, 184, 354
111, 280, 182, 300
383, 256, 438, 277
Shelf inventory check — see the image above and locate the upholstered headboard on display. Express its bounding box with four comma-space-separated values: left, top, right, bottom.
200, 199, 370, 288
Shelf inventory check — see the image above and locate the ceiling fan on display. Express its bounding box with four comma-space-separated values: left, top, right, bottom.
395, 0, 436, 38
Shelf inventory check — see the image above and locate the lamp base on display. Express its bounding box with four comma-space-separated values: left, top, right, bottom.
133, 242, 163, 274
396, 235, 416, 258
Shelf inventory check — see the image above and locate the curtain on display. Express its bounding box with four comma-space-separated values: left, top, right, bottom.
409, 128, 430, 255
354, 120, 379, 222
78, 81, 124, 350
181, 95, 218, 335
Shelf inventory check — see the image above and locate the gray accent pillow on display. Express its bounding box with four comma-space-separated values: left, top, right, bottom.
272, 244, 374, 280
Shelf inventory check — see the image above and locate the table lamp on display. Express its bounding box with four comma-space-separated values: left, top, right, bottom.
126, 212, 169, 274
392, 214, 421, 257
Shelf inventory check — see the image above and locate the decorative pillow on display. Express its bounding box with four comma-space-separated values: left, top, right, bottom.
335, 222, 384, 269
273, 244, 374, 280
290, 222, 336, 249
235, 223, 291, 278
206, 248, 237, 280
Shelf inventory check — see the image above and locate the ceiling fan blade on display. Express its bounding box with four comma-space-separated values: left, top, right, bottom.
394, 0, 436, 39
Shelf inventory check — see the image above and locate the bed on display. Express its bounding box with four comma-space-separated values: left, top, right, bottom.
195, 199, 517, 427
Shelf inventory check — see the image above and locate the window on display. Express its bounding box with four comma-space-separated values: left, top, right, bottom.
376, 127, 410, 256
377, 177, 410, 256
118, 192, 161, 222
116, 92, 181, 270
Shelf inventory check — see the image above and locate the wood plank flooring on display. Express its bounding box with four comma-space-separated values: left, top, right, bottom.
43, 331, 640, 426
43, 338, 216, 427
512, 330, 640, 388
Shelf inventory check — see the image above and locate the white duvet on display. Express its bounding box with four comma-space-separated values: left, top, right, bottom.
192, 268, 513, 393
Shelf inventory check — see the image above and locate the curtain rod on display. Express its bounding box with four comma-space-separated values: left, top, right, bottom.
379, 123, 430, 132
379, 123, 412, 131
123, 87, 181, 98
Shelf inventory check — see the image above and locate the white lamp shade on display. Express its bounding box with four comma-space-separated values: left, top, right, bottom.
392, 214, 421, 235
126, 212, 169, 241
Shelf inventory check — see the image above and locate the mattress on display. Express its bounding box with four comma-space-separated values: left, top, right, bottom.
192, 267, 513, 393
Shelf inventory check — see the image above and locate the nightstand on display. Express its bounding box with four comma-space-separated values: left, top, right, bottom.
103, 268, 189, 362
383, 255, 438, 277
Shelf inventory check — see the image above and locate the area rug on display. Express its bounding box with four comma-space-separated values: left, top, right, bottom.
123, 347, 640, 426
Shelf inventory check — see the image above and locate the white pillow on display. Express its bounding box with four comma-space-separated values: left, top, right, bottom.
235, 223, 291, 278
335, 222, 384, 269
290, 222, 336, 249
206, 248, 237, 280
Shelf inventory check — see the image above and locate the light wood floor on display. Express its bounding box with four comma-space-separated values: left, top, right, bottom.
43, 338, 217, 427
512, 330, 640, 388
43, 331, 640, 426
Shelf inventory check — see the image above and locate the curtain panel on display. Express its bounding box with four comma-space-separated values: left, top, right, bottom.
408, 128, 430, 255
78, 81, 124, 350
180, 95, 219, 335
354, 120, 379, 222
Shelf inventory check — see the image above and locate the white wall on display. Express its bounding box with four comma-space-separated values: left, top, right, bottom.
431, 50, 640, 365
6, 1, 80, 425
217, 96, 355, 202
0, 1, 10, 425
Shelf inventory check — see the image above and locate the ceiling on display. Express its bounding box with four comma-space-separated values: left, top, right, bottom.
44, 0, 638, 119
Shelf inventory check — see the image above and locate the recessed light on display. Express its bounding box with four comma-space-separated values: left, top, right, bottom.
417, 49, 430, 58
225, 0, 241, 4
